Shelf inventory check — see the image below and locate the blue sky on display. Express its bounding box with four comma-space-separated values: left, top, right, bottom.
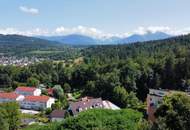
0, 0, 190, 37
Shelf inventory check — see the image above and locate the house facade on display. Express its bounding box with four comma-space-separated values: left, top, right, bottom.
0, 92, 24, 103
15, 87, 41, 96
147, 89, 170, 122
21, 96, 55, 110
68, 97, 120, 116
50, 110, 66, 122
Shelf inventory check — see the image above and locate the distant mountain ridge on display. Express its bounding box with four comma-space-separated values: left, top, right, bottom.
39, 34, 97, 45
0, 34, 66, 56
121, 32, 171, 43
0, 34, 59, 46
38, 32, 173, 45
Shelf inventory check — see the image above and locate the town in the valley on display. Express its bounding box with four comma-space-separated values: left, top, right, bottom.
0, 56, 44, 66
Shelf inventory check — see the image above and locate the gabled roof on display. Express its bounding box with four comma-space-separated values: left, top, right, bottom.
0, 92, 20, 99
102, 100, 120, 110
24, 96, 50, 102
69, 98, 104, 115
16, 87, 37, 92
50, 110, 66, 118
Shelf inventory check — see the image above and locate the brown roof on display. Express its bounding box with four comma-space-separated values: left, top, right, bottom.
69, 98, 104, 115
50, 110, 66, 118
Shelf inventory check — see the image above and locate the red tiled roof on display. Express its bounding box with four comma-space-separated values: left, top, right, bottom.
47, 88, 53, 96
0, 92, 20, 99
24, 96, 50, 102
16, 87, 36, 92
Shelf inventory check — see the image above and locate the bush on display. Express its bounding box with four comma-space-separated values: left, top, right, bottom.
61, 109, 143, 130
22, 109, 144, 130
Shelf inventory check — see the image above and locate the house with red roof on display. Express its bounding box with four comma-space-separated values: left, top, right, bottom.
15, 86, 41, 96
21, 95, 55, 110
0, 92, 24, 103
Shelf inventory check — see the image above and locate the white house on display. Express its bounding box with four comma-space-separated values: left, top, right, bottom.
15, 87, 41, 96
21, 95, 55, 110
0, 92, 24, 103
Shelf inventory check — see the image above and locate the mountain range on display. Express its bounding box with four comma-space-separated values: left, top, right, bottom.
38, 32, 172, 45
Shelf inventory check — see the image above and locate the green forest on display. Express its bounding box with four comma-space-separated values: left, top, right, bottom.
1, 34, 190, 129
0, 34, 81, 60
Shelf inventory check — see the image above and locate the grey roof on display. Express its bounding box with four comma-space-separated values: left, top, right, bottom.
50, 110, 66, 118
69, 98, 104, 115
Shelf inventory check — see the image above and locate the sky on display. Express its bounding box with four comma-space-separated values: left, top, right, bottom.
0, 0, 190, 38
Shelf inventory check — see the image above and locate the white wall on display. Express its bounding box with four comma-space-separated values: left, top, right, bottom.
51, 118, 64, 122
15, 90, 33, 96
46, 98, 55, 108
16, 95, 25, 101
21, 98, 55, 110
15, 88, 41, 96
33, 89, 41, 96
21, 101, 46, 110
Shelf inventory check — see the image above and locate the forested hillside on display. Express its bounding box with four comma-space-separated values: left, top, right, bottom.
81, 34, 190, 99
0, 34, 80, 60
83, 34, 190, 61
1, 34, 190, 130
1, 34, 190, 104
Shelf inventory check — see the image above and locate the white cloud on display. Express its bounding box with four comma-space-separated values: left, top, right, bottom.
55, 27, 65, 33
133, 26, 171, 35
55, 26, 104, 38
131, 26, 190, 36
1, 26, 190, 38
19, 6, 39, 15
0, 28, 49, 36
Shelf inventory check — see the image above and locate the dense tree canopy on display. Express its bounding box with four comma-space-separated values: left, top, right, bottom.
24, 109, 143, 130
0, 102, 21, 130
1, 35, 190, 106
1, 34, 190, 130
153, 92, 190, 130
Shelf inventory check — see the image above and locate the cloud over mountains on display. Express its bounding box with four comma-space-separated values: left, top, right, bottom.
0, 26, 190, 38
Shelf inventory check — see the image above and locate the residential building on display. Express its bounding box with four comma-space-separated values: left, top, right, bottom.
0, 92, 24, 103
47, 88, 53, 96
68, 97, 120, 116
147, 89, 170, 122
102, 100, 120, 110
15, 87, 41, 96
50, 110, 66, 122
21, 96, 55, 110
